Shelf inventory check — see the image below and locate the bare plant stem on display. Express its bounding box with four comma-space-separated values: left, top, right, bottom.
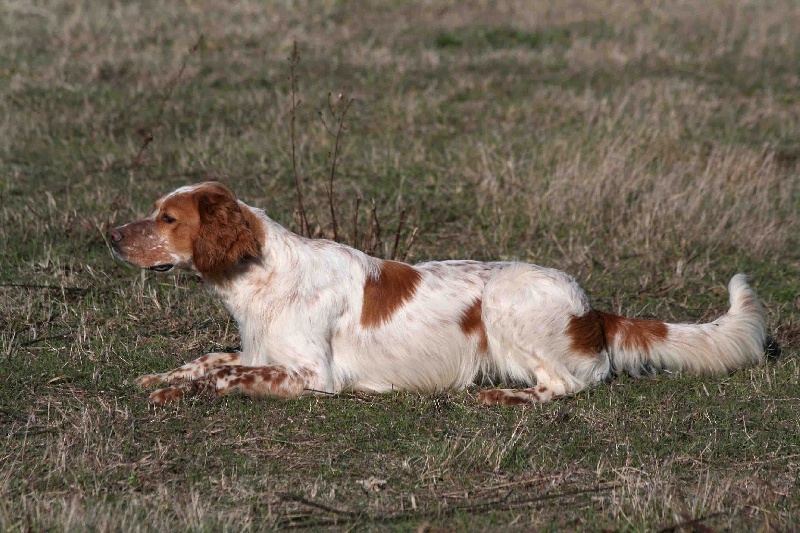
391, 209, 405, 260
131, 131, 154, 168
324, 93, 353, 242
351, 197, 361, 248
400, 227, 419, 262
369, 199, 381, 255
289, 41, 309, 237
283, 45, 417, 256
133, 35, 203, 168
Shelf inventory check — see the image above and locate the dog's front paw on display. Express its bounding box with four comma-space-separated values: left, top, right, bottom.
135, 373, 166, 389
149, 386, 185, 405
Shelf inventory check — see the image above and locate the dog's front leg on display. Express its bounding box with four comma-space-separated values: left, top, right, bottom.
135, 352, 242, 389
147, 365, 318, 405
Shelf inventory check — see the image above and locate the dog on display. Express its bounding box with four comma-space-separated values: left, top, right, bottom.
109, 182, 768, 405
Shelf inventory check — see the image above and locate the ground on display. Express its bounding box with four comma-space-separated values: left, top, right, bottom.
1, 0, 799, 530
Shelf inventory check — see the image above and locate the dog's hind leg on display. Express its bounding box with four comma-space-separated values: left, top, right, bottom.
477, 264, 611, 406
478, 374, 569, 405
477, 361, 593, 405
135, 352, 242, 389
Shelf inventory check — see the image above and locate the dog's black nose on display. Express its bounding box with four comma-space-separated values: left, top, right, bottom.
109, 228, 124, 243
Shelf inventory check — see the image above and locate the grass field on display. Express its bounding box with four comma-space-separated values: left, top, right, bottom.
2, 0, 799, 530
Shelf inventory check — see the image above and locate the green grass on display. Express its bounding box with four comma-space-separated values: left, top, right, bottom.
1, 0, 799, 530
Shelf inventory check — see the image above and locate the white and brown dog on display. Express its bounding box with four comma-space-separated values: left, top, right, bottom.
110, 182, 768, 405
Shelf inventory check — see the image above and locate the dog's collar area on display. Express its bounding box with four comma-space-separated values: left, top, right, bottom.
149, 264, 174, 272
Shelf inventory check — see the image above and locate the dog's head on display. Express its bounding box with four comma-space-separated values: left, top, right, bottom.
109, 182, 261, 277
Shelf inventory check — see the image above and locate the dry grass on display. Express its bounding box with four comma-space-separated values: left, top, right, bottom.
1, 0, 799, 530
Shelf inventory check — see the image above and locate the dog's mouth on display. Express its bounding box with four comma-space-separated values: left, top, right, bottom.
148, 264, 174, 272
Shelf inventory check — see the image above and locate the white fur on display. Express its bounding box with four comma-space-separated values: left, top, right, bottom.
202, 203, 767, 399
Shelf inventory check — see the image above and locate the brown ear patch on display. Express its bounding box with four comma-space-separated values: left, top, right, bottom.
192, 185, 261, 276
361, 260, 422, 328
240, 201, 266, 249
599, 312, 668, 352
460, 298, 488, 352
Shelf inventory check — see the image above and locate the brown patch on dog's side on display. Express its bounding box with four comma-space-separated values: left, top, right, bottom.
566, 309, 606, 357
598, 312, 668, 352
460, 298, 488, 352
361, 260, 422, 328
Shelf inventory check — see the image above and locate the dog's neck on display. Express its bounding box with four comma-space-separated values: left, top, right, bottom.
201, 205, 339, 311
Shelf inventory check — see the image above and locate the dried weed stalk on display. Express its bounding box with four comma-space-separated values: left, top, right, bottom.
288, 42, 310, 237
285, 41, 418, 261
132, 35, 204, 168
319, 91, 354, 242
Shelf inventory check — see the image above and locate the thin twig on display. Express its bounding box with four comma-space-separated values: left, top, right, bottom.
325, 93, 353, 242
302, 388, 338, 396
400, 227, 419, 262
156, 36, 203, 126
132, 35, 203, 167
658, 512, 724, 532
280, 494, 358, 518
0, 283, 88, 293
362, 203, 373, 252
391, 209, 405, 260
317, 111, 335, 137
351, 197, 361, 247
368, 199, 381, 255
440, 476, 551, 498
279, 483, 618, 529
20, 332, 73, 347
288, 41, 309, 237
131, 131, 153, 168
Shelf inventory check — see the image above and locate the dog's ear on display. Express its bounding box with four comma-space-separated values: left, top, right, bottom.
193, 187, 260, 276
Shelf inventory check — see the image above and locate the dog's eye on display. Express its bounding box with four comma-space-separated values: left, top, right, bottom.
161, 213, 176, 224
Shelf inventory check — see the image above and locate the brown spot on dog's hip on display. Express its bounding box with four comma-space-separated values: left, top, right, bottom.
566, 310, 606, 357
460, 298, 488, 353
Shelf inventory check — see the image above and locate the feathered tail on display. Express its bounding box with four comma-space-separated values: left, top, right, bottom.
600, 274, 767, 376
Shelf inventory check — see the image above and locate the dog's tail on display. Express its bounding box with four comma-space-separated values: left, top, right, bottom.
600, 274, 767, 376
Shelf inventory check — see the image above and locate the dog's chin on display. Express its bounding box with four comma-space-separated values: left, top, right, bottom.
111, 249, 175, 273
